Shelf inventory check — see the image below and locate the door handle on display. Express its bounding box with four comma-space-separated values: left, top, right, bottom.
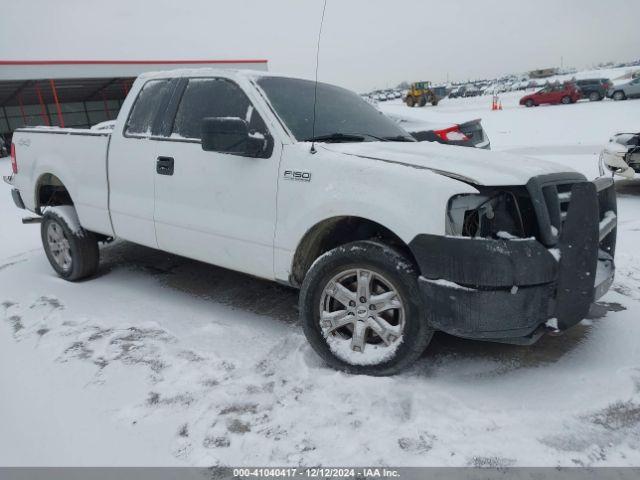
156, 156, 174, 176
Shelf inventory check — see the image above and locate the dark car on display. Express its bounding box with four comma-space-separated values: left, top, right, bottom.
463, 86, 483, 98
575, 78, 612, 101
0, 136, 8, 158
386, 112, 490, 149
448, 86, 465, 98
412, 119, 489, 148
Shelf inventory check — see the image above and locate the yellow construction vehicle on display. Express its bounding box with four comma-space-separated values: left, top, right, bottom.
404, 81, 439, 107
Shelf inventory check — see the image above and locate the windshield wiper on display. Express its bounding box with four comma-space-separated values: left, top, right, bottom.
303, 132, 394, 143
383, 135, 417, 142
303, 132, 414, 143
302, 133, 366, 143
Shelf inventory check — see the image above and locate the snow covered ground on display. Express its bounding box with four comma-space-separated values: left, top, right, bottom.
2, 92, 640, 467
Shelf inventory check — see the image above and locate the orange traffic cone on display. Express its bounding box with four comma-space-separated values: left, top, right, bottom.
498, 101, 503, 110
491, 98, 496, 110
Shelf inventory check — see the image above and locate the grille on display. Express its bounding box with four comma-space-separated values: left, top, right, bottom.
541, 183, 573, 240
526, 173, 586, 247
527, 174, 617, 252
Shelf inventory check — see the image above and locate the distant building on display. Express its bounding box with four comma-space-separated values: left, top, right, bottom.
529, 68, 559, 79
0, 59, 268, 139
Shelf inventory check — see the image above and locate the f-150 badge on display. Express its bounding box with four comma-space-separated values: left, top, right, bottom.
283, 170, 311, 182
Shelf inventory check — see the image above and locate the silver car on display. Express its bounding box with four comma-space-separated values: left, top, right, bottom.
608, 77, 640, 101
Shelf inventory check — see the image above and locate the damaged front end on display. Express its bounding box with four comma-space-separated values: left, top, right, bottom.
410, 173, 617, 344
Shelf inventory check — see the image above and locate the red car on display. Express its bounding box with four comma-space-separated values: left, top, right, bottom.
519, 83, 582, 107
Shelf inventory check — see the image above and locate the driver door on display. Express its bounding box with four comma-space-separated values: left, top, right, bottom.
537, 86, 553, 103
153, 77, 280, 280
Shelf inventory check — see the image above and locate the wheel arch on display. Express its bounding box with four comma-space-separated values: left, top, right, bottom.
613, 89, 626, 99
290, 215, 418, 287
34, 172, 74, 213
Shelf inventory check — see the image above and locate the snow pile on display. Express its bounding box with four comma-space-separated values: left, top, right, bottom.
43, 205, 84, 236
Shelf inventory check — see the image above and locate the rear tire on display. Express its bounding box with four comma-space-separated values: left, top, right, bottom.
41, 208, 99, 281
405, 96, 415, 107
589, 91, 601, 101
418, 96, 427, 107
561, 95, 571, 104
300, 240, 433, 376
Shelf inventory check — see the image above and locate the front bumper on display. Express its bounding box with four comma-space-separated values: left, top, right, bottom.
410, 177, 617, 343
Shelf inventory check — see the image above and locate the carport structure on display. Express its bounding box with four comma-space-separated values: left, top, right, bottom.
0, 59, 268, 137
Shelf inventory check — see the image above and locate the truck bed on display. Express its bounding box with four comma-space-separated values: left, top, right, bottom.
10, 127, 114, 237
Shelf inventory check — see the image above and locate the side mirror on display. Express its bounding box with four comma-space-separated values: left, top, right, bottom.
201, 117, 266, 157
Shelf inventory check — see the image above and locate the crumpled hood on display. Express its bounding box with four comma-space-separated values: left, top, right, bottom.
321, 141, 577, 186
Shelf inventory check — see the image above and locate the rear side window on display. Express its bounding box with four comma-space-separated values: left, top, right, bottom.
125, 79, 172, 136
171, 78, 268, 140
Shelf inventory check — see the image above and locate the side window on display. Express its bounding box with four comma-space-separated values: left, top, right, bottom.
125, 79, 172, 136
171, 78, 269, 140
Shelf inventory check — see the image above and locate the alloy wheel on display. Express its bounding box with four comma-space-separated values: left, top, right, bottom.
46, 221, 72, 271
319, 268, 405, 365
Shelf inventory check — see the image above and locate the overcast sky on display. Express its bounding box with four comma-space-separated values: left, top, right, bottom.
1, 0, 638, 92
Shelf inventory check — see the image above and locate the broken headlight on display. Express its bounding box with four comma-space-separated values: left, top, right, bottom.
446, 192, 526, 239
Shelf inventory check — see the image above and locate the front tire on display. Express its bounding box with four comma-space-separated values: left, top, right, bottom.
612, 90, 626, 101
41, 208, 99, 281
525, 99, 534, 107
405, 96, 415, 107
418, 96, 427, 107
561, 95, 571, 104
589, 91, 601, 101
300, 240, 433, 376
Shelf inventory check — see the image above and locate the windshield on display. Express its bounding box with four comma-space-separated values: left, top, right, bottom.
256, 76, 412, 142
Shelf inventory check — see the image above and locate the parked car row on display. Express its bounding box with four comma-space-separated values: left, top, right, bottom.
449, 85, 482, 98
364, 73, 640, 108
519, 77, 640, 107
363, 89, 404, 102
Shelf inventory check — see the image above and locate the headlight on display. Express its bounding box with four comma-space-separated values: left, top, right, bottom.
600, 146, 634, 179
446, 192, 526, 238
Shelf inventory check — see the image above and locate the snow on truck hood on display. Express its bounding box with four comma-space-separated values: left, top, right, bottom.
321, 141, 577, 186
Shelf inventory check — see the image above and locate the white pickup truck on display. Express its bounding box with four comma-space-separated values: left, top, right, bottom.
4, 69, 618, 375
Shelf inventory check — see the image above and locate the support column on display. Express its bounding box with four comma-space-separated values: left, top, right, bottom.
49, 79, 64, 128
17, 94, 28, 126
35, 83, 51, 126
82, 101, 91, 128
101, 92, 111, 120
49, 79, 65, 128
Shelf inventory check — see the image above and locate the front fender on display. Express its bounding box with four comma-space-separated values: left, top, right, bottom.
273, 144, 478, 281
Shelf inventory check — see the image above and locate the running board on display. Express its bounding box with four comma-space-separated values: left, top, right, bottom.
22, 217, 42, 224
